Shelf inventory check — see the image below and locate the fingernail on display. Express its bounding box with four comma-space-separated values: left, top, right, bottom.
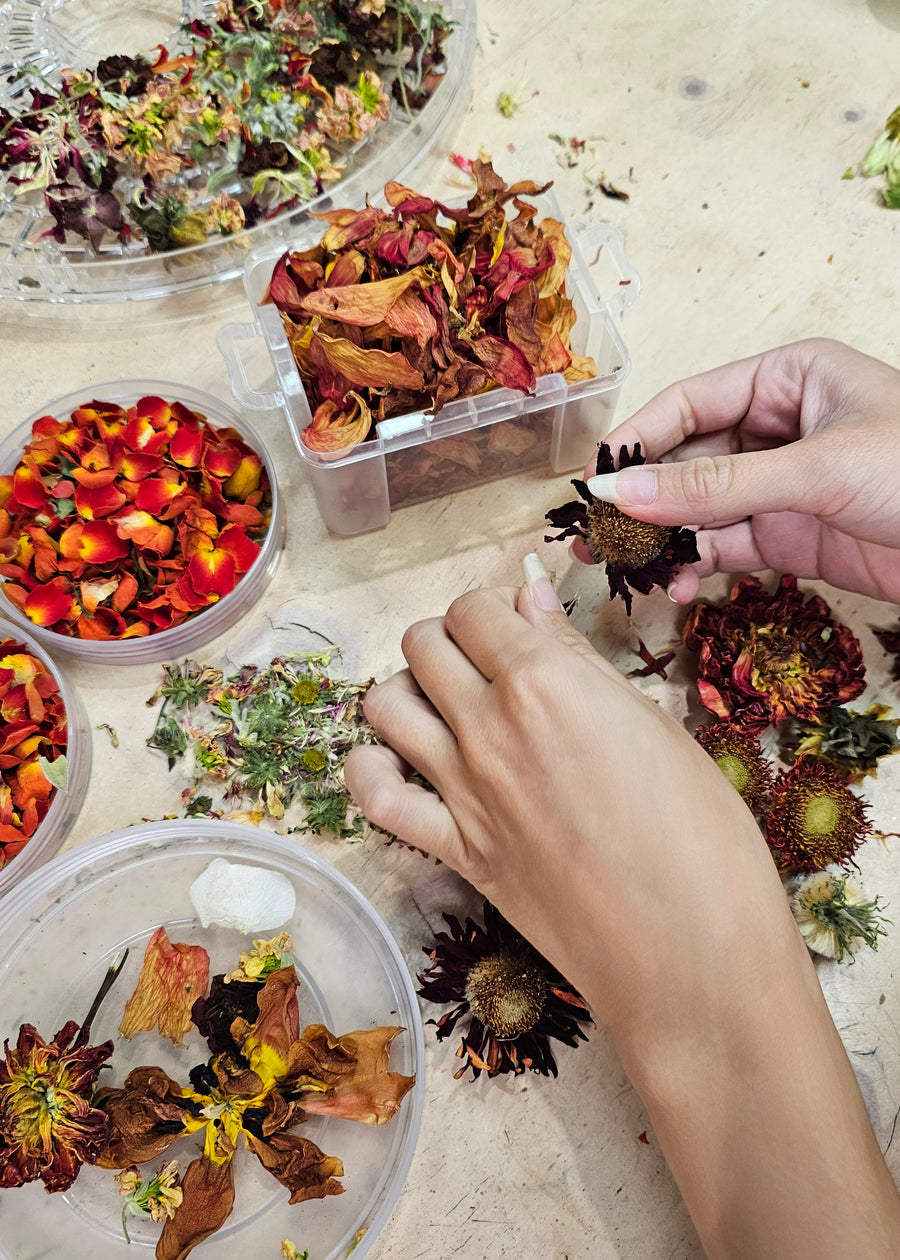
666, 584, 680, 604
586, 467, 658, 506
523, 553, 563, 612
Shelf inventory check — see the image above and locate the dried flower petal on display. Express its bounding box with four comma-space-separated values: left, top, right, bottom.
119, 927, 210, 1046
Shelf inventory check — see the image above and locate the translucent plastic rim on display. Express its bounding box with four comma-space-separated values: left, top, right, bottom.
0, 380, 285, 664
0, 819, 427, 1260
0, 618, 91, 898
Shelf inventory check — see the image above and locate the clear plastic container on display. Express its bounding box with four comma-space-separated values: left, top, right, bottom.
218, 194, 640, 535
0, 0, 475, 304
0, 380, 285, 664
0, 819, 425, 1260
0, 618, 90, 898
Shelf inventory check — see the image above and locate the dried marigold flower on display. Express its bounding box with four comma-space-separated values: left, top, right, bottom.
764, 760, 872, 873
694, 722, 774, 815
418, 901, 591, 1081
683, 575, 865, 733
545, 443, 699, 616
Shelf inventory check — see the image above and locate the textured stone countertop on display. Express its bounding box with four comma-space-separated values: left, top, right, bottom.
1, 1, 900, 1257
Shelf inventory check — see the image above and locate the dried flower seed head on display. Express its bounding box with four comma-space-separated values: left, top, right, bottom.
694, 722, 774, 815
546, 444, 699, 615
419, 902, 590, 1080
789, 869, 889, 962
683, 575, 866, 733
765, 761, 872, 872
464, 947, 549, 1039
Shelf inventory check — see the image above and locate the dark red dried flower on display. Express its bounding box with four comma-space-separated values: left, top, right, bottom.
683, 575, 866, 734
545, 443, 700, 615
764, 759, 872, 873
694, 722, 774, 815
873, 624, 900, 681
418, 902, 591, 1081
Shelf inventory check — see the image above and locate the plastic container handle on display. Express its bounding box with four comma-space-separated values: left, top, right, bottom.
216, 322, 283, 412
575, 222, 641, 320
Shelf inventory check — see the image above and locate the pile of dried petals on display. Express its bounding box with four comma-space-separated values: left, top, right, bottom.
98, 945, 414, 1259
0, 395, 271, 639
0, 0, 450, 254
146, 653, 377, 837
0, 637, 67, 868
264, 160, 598, 454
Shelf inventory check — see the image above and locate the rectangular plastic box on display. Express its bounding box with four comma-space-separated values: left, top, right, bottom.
218, 192, 639, 535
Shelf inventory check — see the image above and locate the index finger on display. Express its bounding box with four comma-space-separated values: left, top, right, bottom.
605, 351, 766, 462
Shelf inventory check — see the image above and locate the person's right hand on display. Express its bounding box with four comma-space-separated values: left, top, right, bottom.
581, 338, 900, 604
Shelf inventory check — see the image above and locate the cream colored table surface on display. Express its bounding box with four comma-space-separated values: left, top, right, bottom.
3, 1, 900, 1256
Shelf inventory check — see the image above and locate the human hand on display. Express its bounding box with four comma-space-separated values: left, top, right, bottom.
581, 338, 900, 603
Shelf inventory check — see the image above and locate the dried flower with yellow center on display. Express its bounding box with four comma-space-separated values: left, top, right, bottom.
292, 679, 320, 706
764, 760, 871, 872
789, 869, 889, 962
301, 749, 327, 773
694, 722, 774, 815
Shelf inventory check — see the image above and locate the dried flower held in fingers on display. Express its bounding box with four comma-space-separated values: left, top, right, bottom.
683, 575, 866, 733
418, 902, 591, 1080
764, 760, 872, 873
545, 443, 699, 615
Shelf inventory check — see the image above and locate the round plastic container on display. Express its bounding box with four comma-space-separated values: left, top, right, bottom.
0, 618, 90, 899
0, 820, 426, 1260
0, 381, 285, 664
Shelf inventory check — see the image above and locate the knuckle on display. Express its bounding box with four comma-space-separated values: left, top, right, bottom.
679, 454, 734, 502
443, 587, 494, 642
400, 617, 433, 665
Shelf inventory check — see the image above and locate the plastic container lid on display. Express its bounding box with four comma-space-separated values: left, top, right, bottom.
0, 619, 90, 898
0, 819, 426, 1260
0, 0, 476, 303
0, 380, 285, 664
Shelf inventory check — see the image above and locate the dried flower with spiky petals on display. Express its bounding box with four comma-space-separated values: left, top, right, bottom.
0, 1021, 113, 1192
764, 761, 872, 873
694, 722, 774, 815
418, 902, 591, 1080
545, 443, 700, 615
786, 703, 900, 782
683, 575, 865, 734
788, 869, 889, 962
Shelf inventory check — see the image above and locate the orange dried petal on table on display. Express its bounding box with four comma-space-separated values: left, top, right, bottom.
119, 926, 211, 1046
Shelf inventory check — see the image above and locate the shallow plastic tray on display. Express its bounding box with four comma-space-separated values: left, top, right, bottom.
0, 0, 475, 303
218, 195, 640, 534
0, 819, 425, 1260
0, 618, 90, 898
0, 380, 285, 663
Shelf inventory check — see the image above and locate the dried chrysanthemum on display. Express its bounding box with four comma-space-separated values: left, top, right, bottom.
683, 575, 866, 733
115, 1159, 183, 1242
786, 703, 900, 782
788, 870, 889, 962
0, 1021, 113, 1192
418, 902, 591, 1080
694, 722, 774, 815
545, 443, 700, 615
764, 761, 872, 872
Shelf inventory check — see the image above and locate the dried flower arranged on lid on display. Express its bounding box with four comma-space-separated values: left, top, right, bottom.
695, 722, 774, 816
0, 396, 271, 639
147, 651, 378, 838
0, 638, 67, 869
682, 575, 865, 733
98, 961, 414, 1258
0, 0, 450, 255
118, 927, 210, 1046
545, 443, 699, 616
788, 869, 889, 962
764, 760, 872, 873
785, 703, 900, 782
264, 160, 599, 454
418, 901, 591, 1081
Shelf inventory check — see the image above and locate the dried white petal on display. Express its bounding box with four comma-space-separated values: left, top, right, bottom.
189, 858, 296, 933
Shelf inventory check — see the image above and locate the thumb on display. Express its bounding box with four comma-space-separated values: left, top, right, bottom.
585, 440, 831, 527
518, 555, 604, 665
